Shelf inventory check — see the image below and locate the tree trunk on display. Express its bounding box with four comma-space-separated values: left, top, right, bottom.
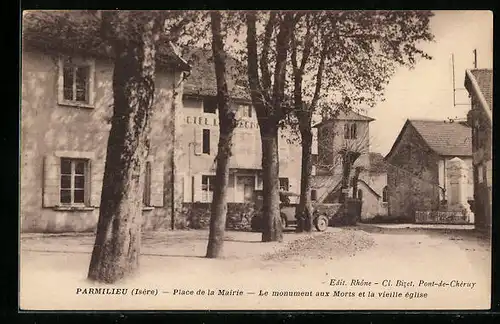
245, 12, 294, 242
296, 118, 314, 233
260, 124, 283, 242
88, 14, 162, 283
352, 166, 361, 199
206, 11, 236, 258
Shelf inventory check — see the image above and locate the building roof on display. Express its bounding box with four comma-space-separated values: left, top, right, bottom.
467, 69, 493, 110
357, 179, 381, 198
464, 69, 493, 124
182, 47, 251, 101
385, 119, 472, 161
22, 11, 191, 71
313, 110, 375, 128
368, 152, 388, 174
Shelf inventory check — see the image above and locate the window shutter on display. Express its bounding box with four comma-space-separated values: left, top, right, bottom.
194, 128, 202, 155
90, 160, 103, 207
486, 160, 492, 187
43, 155, 60, 207
181, 173, 191, 202
192, 174, 202, 202
312, 128, 318, 155
150, 161, 165, 207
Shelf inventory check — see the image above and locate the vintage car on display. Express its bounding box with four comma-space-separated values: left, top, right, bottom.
250, 190, 329, 232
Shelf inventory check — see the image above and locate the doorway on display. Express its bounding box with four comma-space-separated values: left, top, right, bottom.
237, 175, 255, 203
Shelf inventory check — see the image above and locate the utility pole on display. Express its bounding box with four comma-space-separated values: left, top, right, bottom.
451, 53, 471, 108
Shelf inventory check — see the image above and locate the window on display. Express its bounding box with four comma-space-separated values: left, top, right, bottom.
350, 123, 357, 139
477, 165, 484, 183
240, 104, 252, 118
344, 123, 357, 139
201, 175, 216, 202
382, 186, 388, 203
203, 97, 217, 114
344, 124, 349, 139
60, 158, 88, 205
357, 189, 363, 200
311, 189, 317, 201
58, 57, 95, 106
279, 178, 289, 191
143, 161, 152, 206
202, 129, 211, 154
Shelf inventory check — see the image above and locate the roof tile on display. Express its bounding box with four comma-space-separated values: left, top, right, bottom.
409, 119, 472, 156
470, 69, 493, 111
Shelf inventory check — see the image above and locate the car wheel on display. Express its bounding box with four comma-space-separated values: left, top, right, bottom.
281, 215, 287, 229
314, 215, 329, 232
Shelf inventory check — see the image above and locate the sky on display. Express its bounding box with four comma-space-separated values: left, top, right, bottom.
367, 10, 493, 155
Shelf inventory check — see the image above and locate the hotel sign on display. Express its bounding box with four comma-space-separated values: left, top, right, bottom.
185, 116, 259, 129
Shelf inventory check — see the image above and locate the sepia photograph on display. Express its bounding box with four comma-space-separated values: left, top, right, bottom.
19, 10, 492, 311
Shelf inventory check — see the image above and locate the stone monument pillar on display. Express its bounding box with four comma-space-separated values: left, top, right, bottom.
446, 157, 474, 223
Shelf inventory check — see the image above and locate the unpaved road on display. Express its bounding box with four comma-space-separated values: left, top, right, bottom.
19, 225, 491, 311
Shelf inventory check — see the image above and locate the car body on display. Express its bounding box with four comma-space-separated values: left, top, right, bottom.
250, 190, 329, 232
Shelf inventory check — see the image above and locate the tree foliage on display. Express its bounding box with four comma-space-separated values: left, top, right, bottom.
284, 10, 434, 231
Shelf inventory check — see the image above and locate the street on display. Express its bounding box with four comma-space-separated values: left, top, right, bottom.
20, 225, 491, 310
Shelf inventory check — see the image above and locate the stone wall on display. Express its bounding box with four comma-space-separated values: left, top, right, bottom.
415, 211, 470, 224
386, 123, 441, 221
175, 202, 346, 230
21, 48, 180, 233
175, 202, 257, 230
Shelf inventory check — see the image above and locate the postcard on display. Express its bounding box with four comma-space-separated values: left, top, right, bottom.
19, 10, 492, 311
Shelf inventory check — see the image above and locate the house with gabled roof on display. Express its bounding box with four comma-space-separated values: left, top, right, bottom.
465, 68, 493, 231
21, 11, 190, 232
384, 119, 473, 223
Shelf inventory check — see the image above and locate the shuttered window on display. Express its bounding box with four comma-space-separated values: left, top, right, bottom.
59, 158, 89, 205
201, 175, 216, 202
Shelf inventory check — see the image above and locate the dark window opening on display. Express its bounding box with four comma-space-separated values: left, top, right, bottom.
311, 189, 317, 201
382, 186, 388, 203
202, 129, 210, 154
203, 97, 217, 114
143, 161, 152, 206
344, 123, 357, 139
279, 178, 289, 191
351, 123, 357, 139
63, 62, 90, 103
241, 104, 252, 118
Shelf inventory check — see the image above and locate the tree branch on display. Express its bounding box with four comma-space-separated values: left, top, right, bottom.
298, 15, 314, 73
272, 12, 295, 121
246, 12, 264, 110
310, 35, 328, 110
260, 11, 276, 96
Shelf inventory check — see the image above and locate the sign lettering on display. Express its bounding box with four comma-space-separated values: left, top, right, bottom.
184, 116, 259, 129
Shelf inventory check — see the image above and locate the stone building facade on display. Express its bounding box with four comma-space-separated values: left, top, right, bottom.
384, 119, 473, 223
465, 69, 493, 231
311, 110, 374, 203
20, 12, 190, 232
176, 48, 302, 207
